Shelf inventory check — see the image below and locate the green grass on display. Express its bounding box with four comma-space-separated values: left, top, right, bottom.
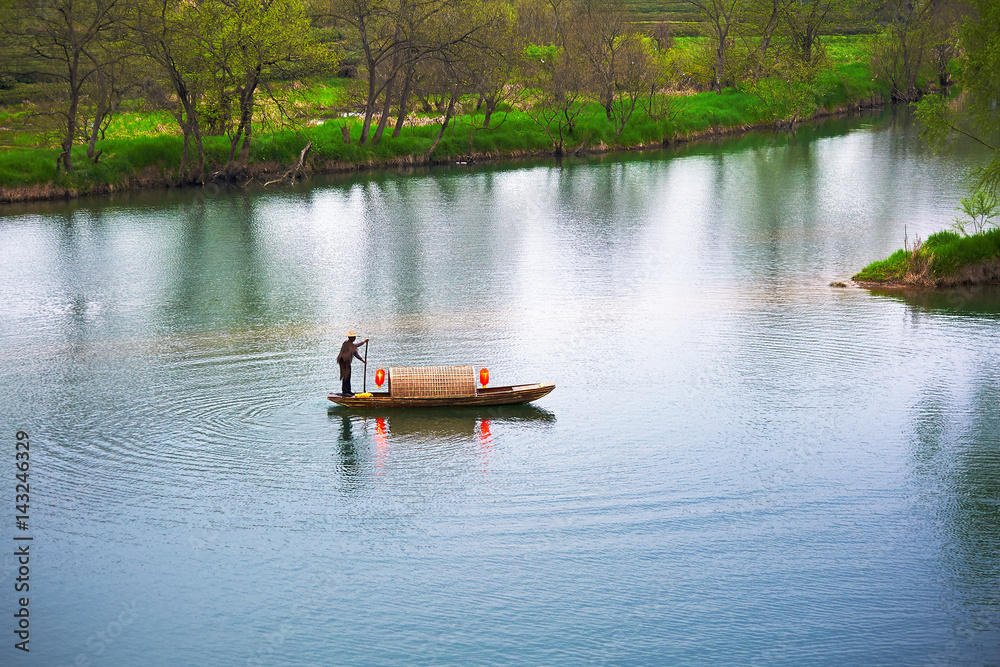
0, 36, 885, 195
104, 110, 182, 141
824, 35, 867, 63
0, 148, 58, 185
853, 228, 1000, 282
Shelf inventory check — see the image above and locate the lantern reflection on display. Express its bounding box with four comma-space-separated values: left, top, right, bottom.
350, 407, 555, 479
373, 417, 389, 473
477, 419, 493, 477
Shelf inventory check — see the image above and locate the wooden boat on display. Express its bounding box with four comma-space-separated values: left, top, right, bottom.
329, 383, 555, 409
328, 364, 554, 409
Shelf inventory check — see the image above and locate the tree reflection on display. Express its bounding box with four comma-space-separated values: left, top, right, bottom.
911, 369, 1000, 661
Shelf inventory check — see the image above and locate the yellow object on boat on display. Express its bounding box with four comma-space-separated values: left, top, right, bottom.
355, 392, 373, 398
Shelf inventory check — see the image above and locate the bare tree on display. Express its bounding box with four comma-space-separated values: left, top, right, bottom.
685, 0, 743, 93
129, 0, 209, 181
5, 0, 124, 172
197, 0, 324, 178
868, 0, 938, 101
82, 35, 141, 162
527, 43, 589, 155
574, 0, 632, 119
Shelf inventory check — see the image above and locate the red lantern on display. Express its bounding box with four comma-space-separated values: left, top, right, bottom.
479, 368, 489, 387
375, 368, 386, 388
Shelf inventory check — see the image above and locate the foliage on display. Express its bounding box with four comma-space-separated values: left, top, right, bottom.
867, 0, 964, 102
953, 190, 999, 236
913, 0, 1000, 234
0, 0, 906, 195
199, 0, 329, 175
684, 0, 741, 92
0, 40, 889, 193
2, 0, 127, 171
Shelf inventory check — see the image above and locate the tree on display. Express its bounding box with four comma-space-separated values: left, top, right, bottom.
129, 0, 211, 181
574, 0, 632, 119
685, 0, 742, 93
867, 0, 942, 101
314, 0, 398, 144
412, 0, 509, 157
783, 0, 844, 63
526, 42, 588, 155
604, 33, 654, 135
915, 0, 998, 196
466, 1, 525, 130
736, 0, 790, 79
746, 53, 818, 128
952, 190, 999, 235
4, 0, 125, 172
197, 0, 325, 177
321, 0, 494, 146
82, 30, 142, 162
558, 0, 657, 134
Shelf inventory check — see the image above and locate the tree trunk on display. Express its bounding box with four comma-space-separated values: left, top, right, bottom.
86, 105, 106, 163
359, 74, 378, 145
371, 70, 398, 146
392, 64, 416, 138
226, 69, 260, 177
179, 121, 189, 180
425, 92, 456, 159
483, 96, 496, 128
238, 81, 256, 169
238, 103, 253, 169
166, 67, 205, 182
187, 100, 206, 182
58, 54, 82, 173
86, 66, 109, 162
714, 44, 724, 93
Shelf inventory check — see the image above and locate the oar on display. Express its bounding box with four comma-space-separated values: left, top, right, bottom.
362, 339, 369, 393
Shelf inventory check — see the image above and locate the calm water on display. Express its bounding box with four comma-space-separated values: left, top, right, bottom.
1, 110, 999, 665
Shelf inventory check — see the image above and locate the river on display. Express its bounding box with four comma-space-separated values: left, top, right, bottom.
1, 109, 998, 665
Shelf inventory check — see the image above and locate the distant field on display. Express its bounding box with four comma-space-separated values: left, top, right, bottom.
627, 0, 699, 21
627, 0, 701, 34
627, 0, 878, 35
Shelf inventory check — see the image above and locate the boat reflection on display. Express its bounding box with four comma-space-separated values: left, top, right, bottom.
329, 404, 555, 435
328, 405, 556, 480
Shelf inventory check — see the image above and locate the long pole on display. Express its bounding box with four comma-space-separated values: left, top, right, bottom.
362, 340, 369, 393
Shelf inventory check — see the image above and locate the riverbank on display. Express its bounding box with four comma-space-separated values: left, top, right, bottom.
852, 228, 1000, 288
0, 59, 886, 205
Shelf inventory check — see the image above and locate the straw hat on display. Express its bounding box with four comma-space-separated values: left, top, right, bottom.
345, 330, 358, 338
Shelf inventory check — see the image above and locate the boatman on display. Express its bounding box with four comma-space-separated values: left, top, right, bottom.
338, 331, 368, 396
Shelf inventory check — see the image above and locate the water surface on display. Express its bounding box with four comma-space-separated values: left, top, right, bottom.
1, 110, 998, 665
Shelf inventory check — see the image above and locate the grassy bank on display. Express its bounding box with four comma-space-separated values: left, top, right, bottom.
0, 40, 887, 203
853, 229, 1000, 287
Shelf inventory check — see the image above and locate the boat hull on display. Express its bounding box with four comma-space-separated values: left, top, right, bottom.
328, 383, 555, 409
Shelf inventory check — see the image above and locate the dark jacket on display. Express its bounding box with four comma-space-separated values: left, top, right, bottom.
338, 339, 364, 380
